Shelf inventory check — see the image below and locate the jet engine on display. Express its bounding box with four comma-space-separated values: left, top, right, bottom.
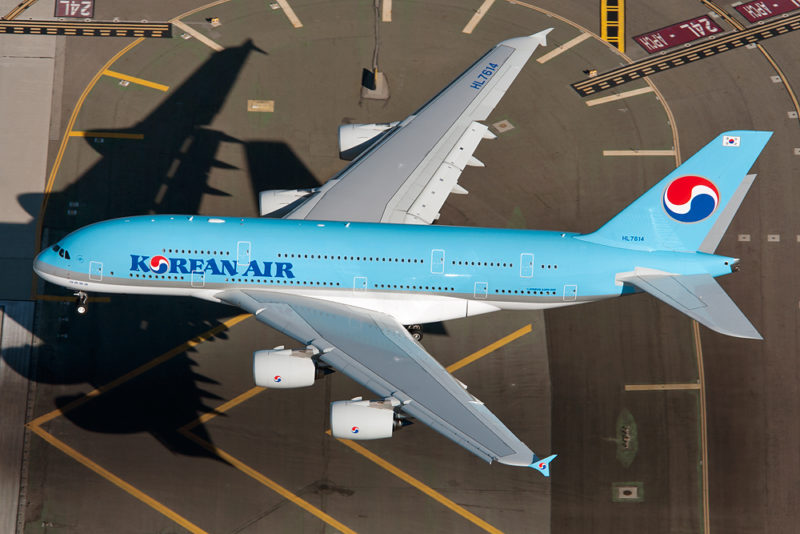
338, 122, 399, 161
253, 347, 320, 388
330, 398, 410, 440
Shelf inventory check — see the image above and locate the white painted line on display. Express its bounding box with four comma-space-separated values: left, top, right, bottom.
462, 0, 495, 35
382, 0, 392, 22
738, 234, 751, 242
172, 20, 223, 51
767, 234, 780, 242
585, 87, 654, 107
275, 0, 303, 28
537, 33, 590, 63
603, 149, 676, 156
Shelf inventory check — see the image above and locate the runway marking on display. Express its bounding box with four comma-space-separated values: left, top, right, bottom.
69, 131, 144, 140
328, 431, 502, 534
625, 383, 700, 391
382, 0, 392, 22
462, 0, 495, 35
600, 0, 625, 52
275, 0, 303, 28
27, 424, 209, 534
29, 314, 251, 428
585, 86, 654, 106
603, 149, 676, 156
33, 36, 145, 299
447, 323, 532, 373
103, 70, 169, 92
172, 20, 223, 51
536, 33, 590, 63
179, 386, 265, 432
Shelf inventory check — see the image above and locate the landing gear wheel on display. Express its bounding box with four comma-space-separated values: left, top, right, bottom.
407, 324, 423, 341
75, 291, 88, 315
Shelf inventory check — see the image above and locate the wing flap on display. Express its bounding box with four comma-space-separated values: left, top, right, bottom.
618, 272, 762, 339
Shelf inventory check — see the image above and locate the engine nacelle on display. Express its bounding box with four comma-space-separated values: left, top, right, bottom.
253, 348, 316, 388
338, 122, 399, 161
330, 399, 401, 440
258, 189, 315, 216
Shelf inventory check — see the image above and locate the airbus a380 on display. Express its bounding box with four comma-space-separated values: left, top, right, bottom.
34, 29, 770, 476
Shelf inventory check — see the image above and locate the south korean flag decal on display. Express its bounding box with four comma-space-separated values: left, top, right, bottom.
723, 135, 741, 147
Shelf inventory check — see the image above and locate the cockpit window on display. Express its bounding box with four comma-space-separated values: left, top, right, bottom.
52, 244, 70, 259
52, 245, 60, 252
64, 250, 70, 260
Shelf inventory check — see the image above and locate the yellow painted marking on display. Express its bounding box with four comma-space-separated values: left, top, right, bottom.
536, 33, 591, 64
29, 314, 251, 427
2, 0, 38, 20
600, 0, 625, 52
330, 431, 502, 534
27, 424, 208, 534
34, 295, 111, 303
625, 383, 700, 391
447, 323, 532, 373
172, 20, 224, 51
180, 386, 265, 432
462, 0, 495, 34
182, 430, 356, 534
69, 131, 144, 140
275, 0, 303, 28
585, 86, 653, 106
247, 99, 275, 112
382, 0, 392, 22
603, 149, 675, 157
103, 69, 169, 91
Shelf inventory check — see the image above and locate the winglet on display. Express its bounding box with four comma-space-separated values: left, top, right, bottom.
529, 454, 557, 477
531, 28, 553, 47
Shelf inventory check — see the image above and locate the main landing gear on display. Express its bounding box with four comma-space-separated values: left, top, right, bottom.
406, 324, 423, 341
75, 291, 88, 315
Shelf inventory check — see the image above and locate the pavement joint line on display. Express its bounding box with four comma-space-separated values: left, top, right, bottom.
33, 37, 145, 298
462, 0, 495, 34
275, 0, 303, 28
536, 32, 590, 63
382, 0, 392, 22
625, 383, 701, 391
69, 131, 145, 140
26, 424, 209, 534
327, 430, 503, 534
103, 69, 169, 91
603, 149, 676, 156
585, 86, 654, 106
28, 314, 251, 427
172, 20, 224, 51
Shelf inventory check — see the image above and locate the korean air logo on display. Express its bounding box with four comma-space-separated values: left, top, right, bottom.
662, 175, 719, 223
538, 462, 546, 469
273, 375, 282, 383
351, 426, 359, 434
149, 255, 170, 274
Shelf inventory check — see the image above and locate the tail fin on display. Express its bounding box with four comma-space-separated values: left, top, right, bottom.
529, 454, 557, 477
578, 131, 772, 252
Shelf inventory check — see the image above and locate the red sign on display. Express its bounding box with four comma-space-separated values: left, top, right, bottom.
54, 0, 94, 18
735, 0, 800, 23
634, 16, 724, 53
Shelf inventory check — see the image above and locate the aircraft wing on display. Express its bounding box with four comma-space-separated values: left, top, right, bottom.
617, 271, 762, 339
217, 289, 553, 472
284, 29, 552, 224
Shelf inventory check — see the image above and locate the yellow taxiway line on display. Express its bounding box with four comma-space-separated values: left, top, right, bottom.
69, 131, 144, 140
625, 383, 701, 391
275, 0, 303, 28
462, 0, 495, 34
585, 86, 654, 106
103, 69, 169, 91
603, 149, 676, 157
447, 323, 532, 373
172, 20, 223, 51
2, 0, 38, 20
536, 32, 590, 64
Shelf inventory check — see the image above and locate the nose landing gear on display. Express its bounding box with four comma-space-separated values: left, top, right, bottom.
75, 291, 88, 315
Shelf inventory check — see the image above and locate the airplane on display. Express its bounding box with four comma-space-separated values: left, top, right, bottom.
34, 29, 771, 476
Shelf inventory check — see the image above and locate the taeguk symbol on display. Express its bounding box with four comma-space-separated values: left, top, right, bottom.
149, 255, 170, 274
662, 175, 720, 223
273, 375, 282, 383
351, 426, 359, 434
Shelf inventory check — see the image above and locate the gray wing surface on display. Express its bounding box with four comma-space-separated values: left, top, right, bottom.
284, 30, 552, 224
217, 289, 539, 466
619, 272, 762, 339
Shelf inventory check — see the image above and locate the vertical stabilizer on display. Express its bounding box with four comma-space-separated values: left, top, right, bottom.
577, 131, 771, 252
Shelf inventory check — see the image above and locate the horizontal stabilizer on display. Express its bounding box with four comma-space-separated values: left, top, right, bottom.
619, 272, 762, 339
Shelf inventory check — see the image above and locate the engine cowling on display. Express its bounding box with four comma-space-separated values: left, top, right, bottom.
253, 348, 316, 388
330, 399, 399, 440
338, 122, 399, 161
